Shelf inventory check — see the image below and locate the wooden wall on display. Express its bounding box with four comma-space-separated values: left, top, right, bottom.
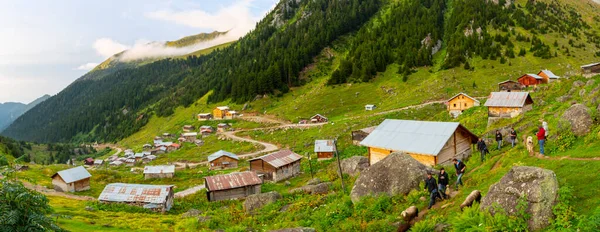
488, 106, 530, 118
499, 82, 524, 92
447, 95, 478, 112
368, 147, 393, 165
208, 185, 261, 201
53, 176, 90, 192
273, 161, 301, 182
317, 152, 334, 159
210, 156, 238, 170
212, 109, 227, 119
144, 173, 175, 179
582, 65, 600, 74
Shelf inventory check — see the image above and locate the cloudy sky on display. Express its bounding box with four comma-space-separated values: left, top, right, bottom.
0, 0, 276, 103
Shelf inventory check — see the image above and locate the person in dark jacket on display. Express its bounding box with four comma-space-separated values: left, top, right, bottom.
495, 130, 503, 150
437, 168, 449, 199
476, 138, 488, 162
453, 158, 466, 190
510, 128, 517, 148
424, 172, 438, 209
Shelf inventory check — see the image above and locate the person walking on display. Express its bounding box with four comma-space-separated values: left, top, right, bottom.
495, 130, 503, 150
537, 126, 546, 156
453, 158, 466, 190
510, 128, 517, 148
476, 138, 488, 162
424, 172, 438, 209
542, 121, 549, 140
438, 168, 449, 199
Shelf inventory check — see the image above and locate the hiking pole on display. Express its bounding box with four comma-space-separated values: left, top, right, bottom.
334, 138, 346, 193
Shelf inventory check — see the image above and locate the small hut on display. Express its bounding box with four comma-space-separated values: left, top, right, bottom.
143, 165, 175, 179
310, 114, 328, 123
213, 106, 230, 119
365, 105, 376, 111
204, 171, 262, 201
498, 80, 524, 92
581, 62, 600, 76
537, 70, 560, 82
98, 183, 174, 213
484, 92, 534, 118
182, 132, 198, 142
352, 126, 377, 145
208, 150, 239, 170
249, 149, 302, 182
225, 110, 238, 119
446, 93, 480, 117
314, 140, 336, 159
197, 113, 213, 121
93, 159, 104, 166
51, 166, 91, 192
84, 158, 94, 166
200, 126, 214, 135
517, 74, 546, 87
182, 125, 195, 132
217, 123, 230, 132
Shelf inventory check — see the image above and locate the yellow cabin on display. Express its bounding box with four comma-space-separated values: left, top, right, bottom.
359, 119, 478, 167
446, 93, 480, 117
213, 106, 230, 119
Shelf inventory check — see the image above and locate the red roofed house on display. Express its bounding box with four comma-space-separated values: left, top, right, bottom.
249, 150, 302, 182
204, 171, 262, 201
517, 74, 546, 87
84, 158, 94, 166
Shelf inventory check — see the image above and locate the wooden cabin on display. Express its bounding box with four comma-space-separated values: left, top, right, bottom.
498, 80, 524, 92
93, 160, 104, 166
197, 113, 212, 121
182, 132, 198, 142
314, 140, 336, 159
217, 123, 230, 132
365, 105, 376, 111
51, 166, 91, 192
484, 92, 534, 118
182, 125, 195, 132
517, 74, 546, 87
310, 114, 328, 123
225, 110, 238, 119
98, 183, 174, 213
213, 106, 230, 119
581, 62, 600, 77
352, 126, 377, 145
204, 171, 262, 202
446, 93, 480, 117
200, 126, 213, 135
208, 150, 239, 170
360, 119, 478, 166
143, 165, 175, 179
249, 149, 302, 182
537, 70, 560, 82
84, 158, 94, 166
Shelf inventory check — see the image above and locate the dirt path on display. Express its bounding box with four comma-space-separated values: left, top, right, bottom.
21, 181, 95, 201
532, 153, 600, 161
175, 185, 205, 198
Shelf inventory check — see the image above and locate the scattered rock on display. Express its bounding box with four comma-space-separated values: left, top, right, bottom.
197, 216, 212, 223
284, 181, 291, 186
419, 196, 427, 202
579, 89, 587, 97
573, 80, 585, 88
306, 178, 321, 186
556, 95, 571, 103
339, 156, 369, 175
561, 104, 593, 136
279, 204, 290, 212
480, 166, 559, 231
290, 182, 331, 195
587, 79, 596, 87
85, 206, 95, 212
182, 209, 201, 218
244, 191, 282, 213
434, 223, 451, 232
441, 203, 453, 209
269, 228, 316, 232
350, 152, 435, 203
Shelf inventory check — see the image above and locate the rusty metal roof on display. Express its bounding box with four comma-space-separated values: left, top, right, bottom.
207, 150, 238, 162
98, 183, 173, 204
52, 166, 91, 184
204, 171, 262, 191
249, 149, 302, 168
143, 165, 175, 174
314, 140, 336, 152
484, 92, 533, 107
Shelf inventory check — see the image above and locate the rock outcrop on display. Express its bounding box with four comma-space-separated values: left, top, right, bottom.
350, 152, 434, 203
339, 156, 369, 175
480, 166, 559, 231
561, 104, 593, 136
290, 182, 330, 195
244, 191, 282, 213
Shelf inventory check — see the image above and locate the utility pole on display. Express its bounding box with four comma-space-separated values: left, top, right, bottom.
306, 152, 314, 179
334, 138, 345, 193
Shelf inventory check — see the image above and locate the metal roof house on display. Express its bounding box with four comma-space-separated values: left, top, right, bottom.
498, 80, 524, 92
518, 73, 546, 87
365, 104, 376, 111
208, 150, 239, 170
310, 114, 328, 123
537, 70, 560, 82
213, 106, 230, 119
581, 62, 600, 76
484, 92, 534, 118
143, 165, 175, 179
51, 166, 91, 192
360, 119, 478, 166
204, 171, 262, 201
446, 93, 480, 117
314, 140, 336, 159
249, 149, 302, 182
98, 183, 174, 213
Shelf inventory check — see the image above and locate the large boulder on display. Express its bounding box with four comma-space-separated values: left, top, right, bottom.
290, 182, 330, 195
340, 156, 369, 175
561, 104, 593, 136
480, 166, 559, 231
244, 191, 282, 213
350, 152, 434, 203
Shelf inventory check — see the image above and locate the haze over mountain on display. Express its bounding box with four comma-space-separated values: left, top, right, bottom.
0, 94, 50, 132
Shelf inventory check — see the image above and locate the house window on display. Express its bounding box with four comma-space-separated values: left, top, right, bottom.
464, 103, 467, 107
453, 104, 456, 107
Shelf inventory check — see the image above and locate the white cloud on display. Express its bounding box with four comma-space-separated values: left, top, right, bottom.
76, 62, 99, 71
93, 38, 130, 58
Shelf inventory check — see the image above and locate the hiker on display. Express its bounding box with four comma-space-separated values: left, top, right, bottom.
495, 130, 503, 150
537, 126, 546, 155
453, 158, 466, 190
542, 121, 549, 140
424, 172, 438, 209
476, 138, 488, 162
510, 128, 517, 148
438, 167, 449, 199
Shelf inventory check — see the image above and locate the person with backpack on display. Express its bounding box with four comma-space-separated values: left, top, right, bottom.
453, 158, 466, 190
510, 128, 517, 148
495, 130, 503, 150
537, 126, 546, 156
424, 172, 438, 209
476, 138, 488, 162
438, 168, 449, 199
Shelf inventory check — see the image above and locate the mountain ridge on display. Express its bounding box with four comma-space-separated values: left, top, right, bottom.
0, 94, 50, 132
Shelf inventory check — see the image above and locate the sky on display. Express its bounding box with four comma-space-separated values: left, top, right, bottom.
0, 0, 277, 104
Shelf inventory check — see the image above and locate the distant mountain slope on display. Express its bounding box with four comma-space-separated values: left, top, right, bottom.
0, 94, 50, 132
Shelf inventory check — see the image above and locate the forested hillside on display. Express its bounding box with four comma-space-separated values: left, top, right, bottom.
0, 94, 50, 132
4, 0, 600, 144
